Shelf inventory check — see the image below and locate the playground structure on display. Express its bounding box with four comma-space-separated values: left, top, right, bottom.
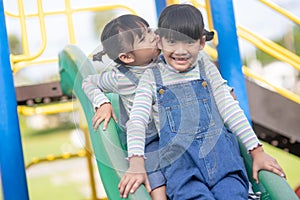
1, 0, 300, 199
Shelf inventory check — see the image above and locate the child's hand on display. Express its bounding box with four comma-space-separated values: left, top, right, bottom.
92, 102, 117, 131
118, 156, 151, 198
250, 146, 286, 183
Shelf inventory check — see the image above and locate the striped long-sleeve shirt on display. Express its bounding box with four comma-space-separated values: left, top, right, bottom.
126, 52, 261, 158
82, 64, 151, 116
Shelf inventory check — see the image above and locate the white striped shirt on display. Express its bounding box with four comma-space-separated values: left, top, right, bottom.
82, 64, 151, 116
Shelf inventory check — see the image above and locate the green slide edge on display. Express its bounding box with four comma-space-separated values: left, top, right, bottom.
58, 45, 151, 200
58, 44, 298, 200
240, 144, 298, 200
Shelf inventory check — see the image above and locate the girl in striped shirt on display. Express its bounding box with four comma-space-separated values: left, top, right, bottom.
119, 4, 285, 199
82, 14, 167, 200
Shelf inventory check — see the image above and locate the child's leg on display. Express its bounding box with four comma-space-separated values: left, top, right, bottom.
211, 172, 248, 200
150, 185, 167, 200
144, 132, 167, 199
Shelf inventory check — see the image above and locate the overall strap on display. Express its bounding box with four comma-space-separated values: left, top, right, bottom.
198, 59, 207, 80
118, 65, 139, 86
151, 67, 163, 86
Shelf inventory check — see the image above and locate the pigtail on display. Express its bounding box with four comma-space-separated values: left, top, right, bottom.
93, 50, 106, 62
204, 29, 214, 41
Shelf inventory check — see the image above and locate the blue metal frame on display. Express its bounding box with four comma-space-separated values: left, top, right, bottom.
0, 0, 29, 199
154, 0, 166, 19
209, 0, 251, 121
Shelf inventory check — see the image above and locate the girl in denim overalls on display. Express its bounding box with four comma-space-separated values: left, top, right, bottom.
119, 4, 285, 200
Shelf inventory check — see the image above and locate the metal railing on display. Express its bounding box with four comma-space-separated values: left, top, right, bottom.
6, 0, 137, 73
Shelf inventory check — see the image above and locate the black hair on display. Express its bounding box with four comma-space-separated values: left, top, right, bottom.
94, 14, 149, 64
157, 4, 208, 42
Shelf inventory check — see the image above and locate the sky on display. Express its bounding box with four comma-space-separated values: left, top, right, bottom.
3, 0, 300, 84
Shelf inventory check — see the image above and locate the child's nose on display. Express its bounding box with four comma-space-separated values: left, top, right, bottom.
174, 44, 187, 54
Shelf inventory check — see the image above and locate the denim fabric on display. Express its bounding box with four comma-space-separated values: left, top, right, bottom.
118, 65, 166, 190
153, 61, 248, 199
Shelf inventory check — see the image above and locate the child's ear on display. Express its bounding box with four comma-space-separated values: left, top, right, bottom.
199, 35, 206, 50
118, 53, 135, 64
157, 38, 163, 50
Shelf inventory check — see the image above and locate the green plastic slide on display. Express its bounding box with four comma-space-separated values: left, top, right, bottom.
59, 45, 151, 200
58, 45, 298, 200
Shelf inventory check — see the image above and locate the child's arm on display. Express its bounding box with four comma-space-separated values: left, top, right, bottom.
118, 69, 155, 196
118, 156, 151, 198
82, 72, 118, 130
250, 146, 285, 183
203, 56, 285, 182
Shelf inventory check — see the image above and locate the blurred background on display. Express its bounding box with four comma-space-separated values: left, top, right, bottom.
1, 0, 300, 199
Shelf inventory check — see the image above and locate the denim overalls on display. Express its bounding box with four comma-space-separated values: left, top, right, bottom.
117, 65, 166, 190
152, 61, 249, 199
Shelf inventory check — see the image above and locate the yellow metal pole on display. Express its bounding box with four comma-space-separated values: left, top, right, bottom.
237, 26, 300, 70
78, 101, 99, 200
18, 101, 75, 116
64, 0, 76, 44
242, 66, 300, 104
259, 0, 300, 26
204, 0, 218, 47
17, 0, 29, 56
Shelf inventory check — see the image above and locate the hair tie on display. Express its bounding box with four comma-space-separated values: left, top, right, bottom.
204, 29, 214, 41
93, 50, 106, 62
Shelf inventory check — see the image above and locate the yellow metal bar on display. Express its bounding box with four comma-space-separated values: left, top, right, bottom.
204, 45, 218, 60
204, 0, 213, 30
238, 26, 300, 71
17, 0, 29, 56
35, 0, 47, 58
11, 0, 48, 64
259, 0, 300, 26
78, 101, 98, 200
243, 66, 300, 105
204, 46, 300, 105
4, 11, 18, 18
7, 4, 137, 65
166, 0, 179, 5
26, 148, 107, 200
5, 4, 137, 18
71, 5, 137, 15
203, 0, 218, 47
18, 101, 77, 116
26, 150, 86, 169
239, 26, 300, 66
12, 58, 57, 74
64, 0, 76, 44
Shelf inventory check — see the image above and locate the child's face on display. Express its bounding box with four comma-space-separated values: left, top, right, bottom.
158, 36, 205, 72
130, 27, 160, 66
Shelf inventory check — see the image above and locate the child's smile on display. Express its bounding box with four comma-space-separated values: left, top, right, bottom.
159, 37, 204, 72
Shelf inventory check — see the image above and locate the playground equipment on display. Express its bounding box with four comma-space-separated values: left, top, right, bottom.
1, 0, 300, 199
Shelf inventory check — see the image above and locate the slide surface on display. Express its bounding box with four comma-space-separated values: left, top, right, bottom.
58, 45, 298, 200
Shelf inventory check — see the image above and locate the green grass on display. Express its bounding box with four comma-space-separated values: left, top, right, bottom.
28, 171, 85, 200
23, 129, 84, 200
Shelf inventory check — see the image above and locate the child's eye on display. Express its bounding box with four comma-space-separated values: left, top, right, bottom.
147, 28, 152, 33
139, 35, 145, 42
186, 40, 195, 44
167, 39, 175, 44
